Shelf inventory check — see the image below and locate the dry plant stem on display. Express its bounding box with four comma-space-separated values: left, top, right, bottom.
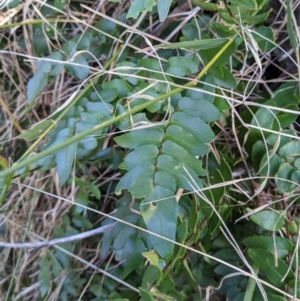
0, 222, 116, 249
0, 96, 22, 133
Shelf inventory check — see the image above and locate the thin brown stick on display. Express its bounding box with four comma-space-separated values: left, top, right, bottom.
0, 222, 116, 249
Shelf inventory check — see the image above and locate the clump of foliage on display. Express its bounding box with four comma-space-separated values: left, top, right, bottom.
0, 0, 300, 300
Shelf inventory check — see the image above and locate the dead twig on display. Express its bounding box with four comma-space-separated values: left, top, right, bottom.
0, 222, 116, 249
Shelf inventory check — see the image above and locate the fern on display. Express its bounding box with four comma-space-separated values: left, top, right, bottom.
114, 71, 221, 257
250, 83, 300, 193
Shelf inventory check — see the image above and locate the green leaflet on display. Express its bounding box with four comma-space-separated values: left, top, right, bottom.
248, 248, 294, 287
127, 0, 156, 19
27, 68, 49, 104
53, 128, 77, 186
39, 255, 51, 297
157, 0, 172, 22
171, 112, 215, 143
165, 125, 209, 156
115, 128, 165, 148
140, 186, 178, 258
115, 162, 155, 195
156, 154, 204, 190
209, 66, 237, 89
119, 145, 159, 170
161, 141, 206, 176
64, 55, 90, 80
166, 56, 198, 77
242, 235, 293, 258
249, 210, 285, 231
178, 97, 220, 122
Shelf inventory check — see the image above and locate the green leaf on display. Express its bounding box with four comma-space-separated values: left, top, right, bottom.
248, 248, 294, 287
242, 235, 293, 258
275, 162, 297, 193
126, 0, 156, 19
123, 236, 145, 278
154, 171, 176, 193
252, 26, 275, 51
210, 21, 236, 37
287, 0, 298, 50
87, 183, 101, 199
115, 162, 154, 195
119, 145, 158, 170
78, 136, 98, 150
249, 210, 285, 231
209, 66, 237, 88
95, 18, 117, 34
39, 256, 51, 297
115, 105, 149, 130
102, 79, 132, 98
142, 251, 165, 270
115, 128, 164, 149
140, 186, 178, 258
161, 140, 206, 176
166, 56, 198, 77
171, 112, 215, 143
27, 68, 49, 103
48, 51, 64, 77
141, 266, 162, 289
131, 176, 153, 198
54, 0, 67, 11
64, 55, 90, 79
202, 74, 216, 103
55, 130, 78, 186
94, 88, 118, 103
194, 2, 227, 13
37, 155, 56, 171
62, 41, 77, 57
210, 169, 226, 204
113, 227, 136, 251
279, 141, 300, 158
157, 154, 204, 190
157, 0, 172, 22
74, 190, 89, 214
72, 215, 93, 229
116, 61, 139, 85
76, 121, 103, 136
243, 9, 272, 25
165, 125, 209, 156
19, 120, 54, 141
250, 103, 276, 138
213, 248, 242, 261
178, 97, 221, 122
258, 153, 284, 177
288, 280, 300, 298
85, 101, 114, 116
139, 287, 155, 301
